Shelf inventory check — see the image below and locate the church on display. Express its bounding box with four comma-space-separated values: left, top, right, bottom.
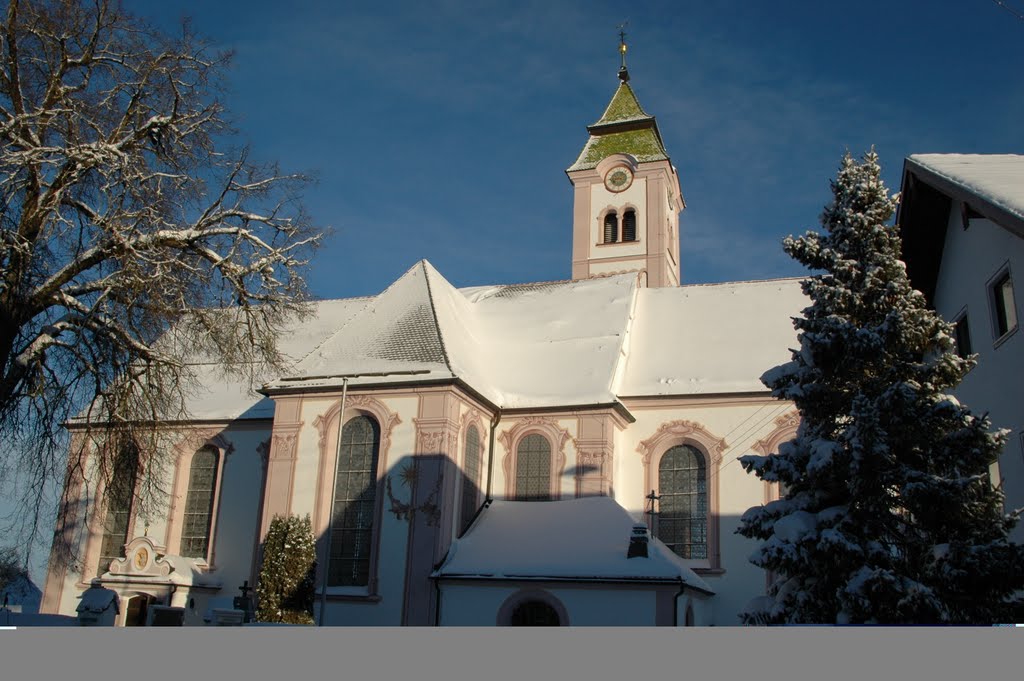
39, 54, 811, 626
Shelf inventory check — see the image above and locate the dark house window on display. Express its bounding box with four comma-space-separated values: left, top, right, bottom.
952, 313, 972, 359
990, 270, 1017, 340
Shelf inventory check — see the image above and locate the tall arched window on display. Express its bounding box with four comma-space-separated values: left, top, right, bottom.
622, 209, 637, 242
179, 446, 219, 559
98, 443, 139, 574
329, 415, 381, 587
603, 211, 618, 244
515, 434, 551, 501
460, 425, 481, 534
657, 444, 707, 559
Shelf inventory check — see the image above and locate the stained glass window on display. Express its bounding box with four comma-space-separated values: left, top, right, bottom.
98, 443, 139, 574
179, 446, 218, 559
460, 425, 481, 534
328, 415, 381, 587
657, 444, 707, 559
515, 434, 551, 501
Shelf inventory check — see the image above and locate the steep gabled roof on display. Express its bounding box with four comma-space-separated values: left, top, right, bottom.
280, 260, 453, 383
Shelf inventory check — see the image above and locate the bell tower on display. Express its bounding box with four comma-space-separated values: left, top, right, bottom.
566, 36, 685, 287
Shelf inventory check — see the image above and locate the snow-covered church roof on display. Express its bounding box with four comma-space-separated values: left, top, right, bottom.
433, 497, 712, 592
180, 261, 805, 420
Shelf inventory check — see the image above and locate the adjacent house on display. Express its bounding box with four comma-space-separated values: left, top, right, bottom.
898, 153, 1024, 537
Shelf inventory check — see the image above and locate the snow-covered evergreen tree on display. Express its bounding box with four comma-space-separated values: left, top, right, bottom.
738, 150, 1024, 624
256, 514, 317, 625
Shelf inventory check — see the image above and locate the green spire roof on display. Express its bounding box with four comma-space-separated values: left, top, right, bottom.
591, 82, 652, 126
567, 82, 669, 172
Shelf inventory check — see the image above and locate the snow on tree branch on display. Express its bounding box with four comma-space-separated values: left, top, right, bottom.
0, 0, 323, 566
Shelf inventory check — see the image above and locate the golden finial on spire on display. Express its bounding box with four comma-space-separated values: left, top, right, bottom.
617, 22, 630, 82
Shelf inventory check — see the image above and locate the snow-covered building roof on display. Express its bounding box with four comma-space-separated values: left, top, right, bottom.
264, 261, 804, 406
905, 154, 1024, 234
620, 278, 805, 396
900, 154, 1024, 303
0, 574, 42, 614
155, 259, 806, 419
76, 585, 118, 614
433, 497, 712, 592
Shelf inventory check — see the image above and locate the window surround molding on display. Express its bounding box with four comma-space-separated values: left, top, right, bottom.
498, 417, 571, 501
986, 261, 1018, 348
636, 420, 726, 571
750, 410, 800, 505
164, 429, 234, 567
459, 410, 488, 534
312, 394, 401, 598
496, 588, 570, 626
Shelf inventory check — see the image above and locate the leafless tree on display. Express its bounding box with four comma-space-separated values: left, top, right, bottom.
0, 0, 321, 565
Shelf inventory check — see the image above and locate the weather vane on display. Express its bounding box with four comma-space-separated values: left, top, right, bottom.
617, 21, 630, 82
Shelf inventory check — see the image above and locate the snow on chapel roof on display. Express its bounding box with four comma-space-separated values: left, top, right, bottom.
434, 497, 712, 591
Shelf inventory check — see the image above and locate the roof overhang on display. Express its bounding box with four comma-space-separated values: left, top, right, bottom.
898, 156, 1024, 306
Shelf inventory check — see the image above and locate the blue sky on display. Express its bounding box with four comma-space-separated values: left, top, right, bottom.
134, 0, 1024, 297
8, 0, 1024, 583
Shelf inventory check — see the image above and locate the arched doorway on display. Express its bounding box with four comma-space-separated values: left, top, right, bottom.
496, 589, 569, 626
509, 600, 561, 626
123, 594, 151, 626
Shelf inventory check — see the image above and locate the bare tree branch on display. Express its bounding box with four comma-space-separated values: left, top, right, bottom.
0, 0, 323, 567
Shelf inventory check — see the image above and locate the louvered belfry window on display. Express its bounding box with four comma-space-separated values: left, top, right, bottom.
657, 444, 707, 559
515, 434, 551, 501
98, 443, 139, 574
460, 425, 481, 534
180, 446, 218, 559
329, 415, 381, 586
623, 209, 637, 242
603, 211, 618, 243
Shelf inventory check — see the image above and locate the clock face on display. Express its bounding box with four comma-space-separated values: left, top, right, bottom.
604, 166, 633, 192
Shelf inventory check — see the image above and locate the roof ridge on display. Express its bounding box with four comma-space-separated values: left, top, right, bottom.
419, 260, 454, 375
288, 262, 428, 369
